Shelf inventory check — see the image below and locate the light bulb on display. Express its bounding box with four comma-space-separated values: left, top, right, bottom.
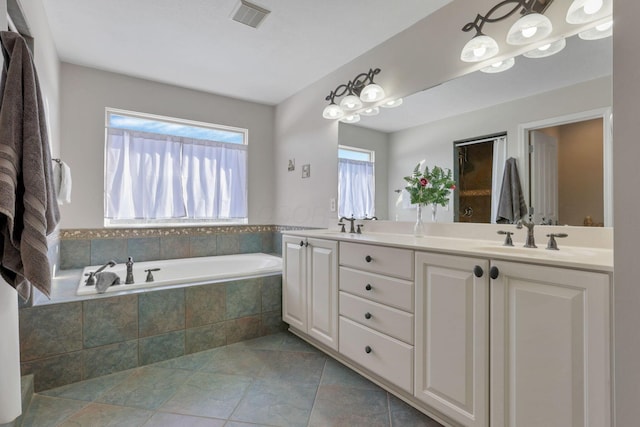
322, 104, 344, 120
359, 84, 385, 103
480, 57, 515, 74
521, 26, 538, 38
473, 46, 487, 58
584, 0, 603, 14
340, 94, 363, 111
460, 34, 499, 62
523, 38, 566, 59
359, 106, 379, 116
579, 19, 613, 40
596, 21, 613, 31
381, 98, 403, 108
340, 113, 361, 124
538, 43, 551, 51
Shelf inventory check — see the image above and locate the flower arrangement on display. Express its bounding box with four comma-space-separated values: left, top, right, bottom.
404, 163, 456, 207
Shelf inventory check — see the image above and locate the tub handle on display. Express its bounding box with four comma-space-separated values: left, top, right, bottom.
145, 268, 160, 283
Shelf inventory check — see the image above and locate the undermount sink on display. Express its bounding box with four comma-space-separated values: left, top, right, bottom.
475, 245, 597, 258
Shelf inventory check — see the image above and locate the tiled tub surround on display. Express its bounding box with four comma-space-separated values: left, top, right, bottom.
19, 274, 285, 392
58, 225, 294, 270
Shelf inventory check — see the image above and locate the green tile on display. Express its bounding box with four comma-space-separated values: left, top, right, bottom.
97, 366, 192, 410
388, 393, 443, 426
261, 232, 274, 254
185, 283, 225, 328
239, 233, 261, 254
139, 330, 185, 365
185, 323, 226, 354
144, 412, 225, 426
83, 295, 138, 348
83, 341, 138, 380
320, 359, 380, 391
308, 384, 390, 427
226, 279, 261, 319
261, 275, 282, 312
261, 311, 287, 335
19, 302, 83, 361
58, 402, 153, 427
198, 347, 268, 377
60, 239, 90, 269
21, 352, 83, 392
90, 239, 128, 265
21, 395, 87, 427
258, 350, 326, 386
189, 235, 217, 257
160, 236, 190, 260
225, 315, 262, 344
216, 233, 239, 255
127, 238, 160, 262
41, 370, 131, 402
138, 288, 185, 337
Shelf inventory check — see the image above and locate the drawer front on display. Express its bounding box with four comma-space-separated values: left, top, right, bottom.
339, 242, 413, 280
340, 292, 414, 344
339, 316, 413, 393
340, 267, 414, 312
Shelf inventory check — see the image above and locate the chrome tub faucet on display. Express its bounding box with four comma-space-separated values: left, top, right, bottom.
516, 218, 537, 248
125, 257, 135, 284
84, 260, 116, 287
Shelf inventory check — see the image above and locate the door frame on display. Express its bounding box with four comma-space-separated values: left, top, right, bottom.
518, 107, 613, 227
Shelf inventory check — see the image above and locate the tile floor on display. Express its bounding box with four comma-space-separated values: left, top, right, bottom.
19, 332, 443, 427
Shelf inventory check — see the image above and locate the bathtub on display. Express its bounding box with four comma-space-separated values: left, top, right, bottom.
77, 253, 282, 295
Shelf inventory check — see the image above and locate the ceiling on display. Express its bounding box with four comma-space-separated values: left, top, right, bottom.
41, 0, 453, 105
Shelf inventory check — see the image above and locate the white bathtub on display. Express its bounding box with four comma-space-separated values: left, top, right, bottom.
77, 253, 282, 296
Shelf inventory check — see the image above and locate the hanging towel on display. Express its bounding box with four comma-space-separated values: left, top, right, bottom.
53, 160, 72, 204
496, 157, 528, 224
0, 31, 60, 301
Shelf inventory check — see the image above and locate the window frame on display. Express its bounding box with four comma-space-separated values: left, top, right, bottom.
103, 107, 249, 228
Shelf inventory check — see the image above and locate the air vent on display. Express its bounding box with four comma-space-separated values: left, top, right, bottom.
231, 0, 271, 29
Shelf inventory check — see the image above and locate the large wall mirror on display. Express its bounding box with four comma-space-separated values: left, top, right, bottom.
338, 33, 612, 226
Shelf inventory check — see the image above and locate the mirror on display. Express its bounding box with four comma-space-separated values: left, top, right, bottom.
339, 34, 612, 225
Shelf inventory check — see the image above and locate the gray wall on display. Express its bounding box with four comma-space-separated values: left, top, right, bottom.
59, 63, 275, 229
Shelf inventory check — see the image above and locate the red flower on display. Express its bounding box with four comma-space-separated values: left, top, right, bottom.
420, 178, 428, 187
450, 184, 456, 190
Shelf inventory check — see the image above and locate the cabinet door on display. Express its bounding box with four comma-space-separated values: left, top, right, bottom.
306, 238, 339, 350
415, 252, 489, 427
490, 261, 610, 427
282, 236, 307, 331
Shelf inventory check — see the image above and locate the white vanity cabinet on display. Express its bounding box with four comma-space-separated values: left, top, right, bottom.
414, 252, 490, 427
282, 235, 339, 350
338, 241, 415, 392
489, 260, 610, 427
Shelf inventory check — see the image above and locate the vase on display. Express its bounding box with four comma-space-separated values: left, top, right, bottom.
431, 203, 438, 223
414, 204, 425, 237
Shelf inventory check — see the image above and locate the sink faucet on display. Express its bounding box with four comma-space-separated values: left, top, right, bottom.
516, 218, 537, 248
85, 260, 116, 287
125, 256, 135, 284
339, 215, 357, 233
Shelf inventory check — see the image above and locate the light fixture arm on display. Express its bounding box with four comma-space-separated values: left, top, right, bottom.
462, 0, 549, 35
325, 68, 381, 104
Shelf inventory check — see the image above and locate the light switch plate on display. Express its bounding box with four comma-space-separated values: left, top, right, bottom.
302, 164, 310, 178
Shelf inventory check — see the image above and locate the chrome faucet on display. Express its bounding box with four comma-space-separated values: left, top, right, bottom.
85, 260, 116, 287
516, 218, 537, 248
339, 215, 357, 233
125, 256, 135, 284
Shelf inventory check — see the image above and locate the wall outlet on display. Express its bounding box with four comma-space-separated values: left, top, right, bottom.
330, 198, 336, 212
302, 164, 310, 178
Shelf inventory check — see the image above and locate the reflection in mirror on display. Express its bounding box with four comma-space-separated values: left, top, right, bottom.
339, 34, 611, 225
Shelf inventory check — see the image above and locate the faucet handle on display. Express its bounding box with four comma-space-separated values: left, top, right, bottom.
356, 224, 363, 234
497, 230, 514, 246
145, 268, 160, 282
546, 233, 568, 250
338, 222, 346, 233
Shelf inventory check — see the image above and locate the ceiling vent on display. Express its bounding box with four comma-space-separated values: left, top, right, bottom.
231, 0, 271, 29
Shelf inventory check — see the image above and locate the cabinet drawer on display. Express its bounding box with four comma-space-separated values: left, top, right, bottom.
340, 292, 414, 344
340, 267, 414, 312
339, 316, 413, 392
339, 242, 413, 280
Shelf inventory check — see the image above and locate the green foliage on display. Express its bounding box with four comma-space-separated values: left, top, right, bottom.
403, 163, 457, 207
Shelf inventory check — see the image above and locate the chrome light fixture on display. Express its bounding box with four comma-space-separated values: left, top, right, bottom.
461, 0, 554, 62
523, 37, 566, 58
323, 68, 389, 120
566, 0, 611, 24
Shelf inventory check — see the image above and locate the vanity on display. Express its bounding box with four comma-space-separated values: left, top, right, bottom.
281, 224, 612, 427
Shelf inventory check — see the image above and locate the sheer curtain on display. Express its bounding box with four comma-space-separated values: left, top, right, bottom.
338, 158, 375, 218
105, 129, 247, 220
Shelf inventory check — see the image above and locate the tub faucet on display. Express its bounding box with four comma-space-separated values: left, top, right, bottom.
516, 218, 537, 248
125, 257, 135, 284
85, 260, 116, 287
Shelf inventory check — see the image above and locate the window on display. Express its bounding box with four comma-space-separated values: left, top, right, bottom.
104, 108, 248, 226
338, 145, 375, 218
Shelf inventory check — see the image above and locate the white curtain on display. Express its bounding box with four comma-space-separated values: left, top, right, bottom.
491, 136, 508, 223
105, 129, 247, 220
338, 158, 374, 218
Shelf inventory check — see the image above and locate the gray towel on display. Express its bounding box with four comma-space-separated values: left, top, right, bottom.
95, 272, 121, 294
496, 158, 528, 224
0, 32, 60, 300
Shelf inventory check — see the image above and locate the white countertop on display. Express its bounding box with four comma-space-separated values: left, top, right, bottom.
283, 229, 614, 273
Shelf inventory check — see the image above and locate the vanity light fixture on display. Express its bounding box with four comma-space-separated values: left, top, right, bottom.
461, 0, 554, 62
566, 0, 611, 24
523, 37, 566, 58
578, 19, 612, 40
480, 57, 516, 73
323, 68, 388, 120
360, 106, 380, 117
